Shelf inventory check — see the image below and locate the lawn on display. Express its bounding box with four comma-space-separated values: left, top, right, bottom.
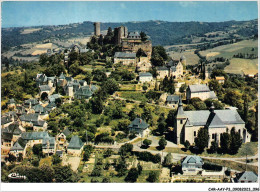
117, 91, 148, 102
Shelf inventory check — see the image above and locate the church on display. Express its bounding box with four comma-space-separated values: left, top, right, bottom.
173, 97, 251, 147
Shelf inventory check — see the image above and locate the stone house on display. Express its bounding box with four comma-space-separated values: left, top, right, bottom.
186, 84, 217, 101
114, 52, 137, 66
1, 116, 14, 128
67, 135, 84, 156
9, 137, 27, 158
136, 57, 152, 72
32, 104, 49, 120
42, 137, 56, 154
157, 67, 169, 79
21, 132, 50, 147
139, 72, 153, 83
7, 98, 16, 109
166, 95, 180, 108
24, 99, 39, 110
39, 85, 52, 96
234, 171, 258, 183
128, 118, 150, 137
182, 155, 204, 175
57, 128, 71, 149
174, 98, 251, 147
74, 86, 93, 100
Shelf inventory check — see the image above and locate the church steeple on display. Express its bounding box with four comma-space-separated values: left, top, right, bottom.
209, 102, 215, 113
176, 96, 186, 118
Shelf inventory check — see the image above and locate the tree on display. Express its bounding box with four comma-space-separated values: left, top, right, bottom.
166, 110, 176, 127
242, 94, 249, 124
209, 141, 218, 153
52, 154, 62, 165
102, 177, 111, 183
90, 96, 104, 114
179, 84, 187, 93
142, 139, 152, 148
39, 164, 55, 182
163, 153, 173, 167
158, 137, 167, 150
184, 140, 190, 150
103, 148, 113, 158
137, 163, 143, 175
194, 128, 209, 152
147, 171, 158, 182
8, 153, 16, 162
102, 78, 119, 95
220, 132, 231, 154
158, 121, 167, 135
53, 165, 77, 182
91, 165, 102, 177
115, 158, 127, 176
125, 168, 139, 182
32, 144, 43, 157
119, 143, 133, 157
229, 128, 242, 155
136, 48, 147, 57
17, 153, 23, 162
240, 143, 255, 171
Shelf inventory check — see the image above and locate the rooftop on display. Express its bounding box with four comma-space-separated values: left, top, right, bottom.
114, 52, 136, 58
68, 135, 84, 149
128, 118, 149, 130
188, 84, 210, 93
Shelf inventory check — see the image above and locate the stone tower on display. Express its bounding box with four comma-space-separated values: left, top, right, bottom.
174, 96, 187, 144
94, 22, 101, 36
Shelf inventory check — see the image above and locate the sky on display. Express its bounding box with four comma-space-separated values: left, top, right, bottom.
1, 1, 259, 28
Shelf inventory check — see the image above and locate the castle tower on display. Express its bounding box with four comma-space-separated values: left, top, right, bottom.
94, 22, 100, 36
174, 96, 187, 144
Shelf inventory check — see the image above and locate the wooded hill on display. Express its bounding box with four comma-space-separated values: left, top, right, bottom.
2, 19, 258, 52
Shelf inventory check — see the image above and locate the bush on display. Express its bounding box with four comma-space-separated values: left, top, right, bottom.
125, 168, 139, 182
142, 139, 152, 148
202, 162, 222, 171
147, 171, 158, 183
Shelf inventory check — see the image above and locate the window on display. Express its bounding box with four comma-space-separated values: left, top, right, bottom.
194, 131, 196, 137
180, 120, 183, 124
212, 134, 215, 139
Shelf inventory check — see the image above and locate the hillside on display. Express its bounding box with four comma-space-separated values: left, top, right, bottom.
1, 19, 258, 52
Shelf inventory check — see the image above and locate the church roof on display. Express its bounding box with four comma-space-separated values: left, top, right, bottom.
205, 112, 226, 128
188, 84, 210, 93
176, 97, 187, 119
68, 135, 84, 149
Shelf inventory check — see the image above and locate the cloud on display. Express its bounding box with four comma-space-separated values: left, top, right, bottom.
178, 1, 197, 7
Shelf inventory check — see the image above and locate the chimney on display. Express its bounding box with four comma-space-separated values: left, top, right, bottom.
139, 119, 142, 123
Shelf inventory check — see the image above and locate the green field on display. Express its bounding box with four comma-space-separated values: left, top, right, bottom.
225, 58, 258, 75
117, 91, 148, 102
200, 39, 258, 60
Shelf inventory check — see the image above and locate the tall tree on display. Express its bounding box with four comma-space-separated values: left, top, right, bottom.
220, 132, 231, 154
194, 128, 209, 152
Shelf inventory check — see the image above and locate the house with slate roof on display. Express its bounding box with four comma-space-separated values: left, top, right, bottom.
1, 131, 14, 155
234, 171, 258, 183
7, 98, 16, 109
168, 60, 183, 79
74, 86, 93, 100
21, 132, 50, 147
136, 57, 152, 72
1, 116, 14, 128
39, 85, 52, 96
182, 155, 204, 175
32, 104, 49, 119
42, 137, 56, 154
186, 84, 217, 101
24, 99, 39, 110
2, 122, 24, 142
48, 94, 61, 103
45, 102, 56, 112
128, 118, 150, 137
139, 72, 153, 83
57, 128, 71, 149
157, 66, 169, 79
174, 97, 251, 146
19, 113, 39, 127
10, 137, 27, 158
114, 52, 137, 66
166, 95, 180, 108
32, 120, 47, 131
67, 135, 84, 156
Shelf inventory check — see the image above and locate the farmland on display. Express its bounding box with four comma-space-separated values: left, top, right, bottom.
225, 58, 258, 75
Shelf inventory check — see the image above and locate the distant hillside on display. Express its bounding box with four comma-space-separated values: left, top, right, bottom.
1, 19, 258, 52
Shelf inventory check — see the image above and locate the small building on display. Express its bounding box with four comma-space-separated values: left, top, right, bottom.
128, 118, 150, 137
24, 99, 39, 109
7, 98, 16, 109
48, 94, 61, 103
166, 95, 180, 107
168, 60, 183, 79
234, 171, 258, 183
21, 132, 50, 147
19, 113, 40, 127
114, 52, 136, 66
186, 84, 217, 101
32, 120, 48, 131
215, 76, 225, 84
182, 155, 204, 175
1, 116, 14, 128
57, 128, 71, 149
74, 86, 93, 100
32, 104, 49, 119
157, 67, 169, 79
9, 137, 27, 158
139, 72, 153, 83
67, 135, 84, 156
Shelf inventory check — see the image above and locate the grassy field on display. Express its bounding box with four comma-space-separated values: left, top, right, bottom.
225, 58, 258, 75
200, 39, 258, 60
117, 91, 148, 102
167, 49, 200, 66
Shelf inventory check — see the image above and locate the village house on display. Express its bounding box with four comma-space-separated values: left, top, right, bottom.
114, 52, 137, 66
156, 59, 184, 79
32, 104, 49, 119
215, 76, 225, 84
174, 98, 251, 146
157, 67, 169, 79
1, 115, 14, 128
166, 95, 180, 108
67, 135, 84, 156
42, 136, 56, 154
21, 132, 50, 147
9, 137, 27, 158
24, 99, 39, 110
139, 72, 153, 83
233, 171, 258, 183
128, 118, 150, 137
39, 85, 52, 96
182, 155, 204, 175
6, 98, 16, 109
57, 127, 71, 149
186, 84, 217, 101
74, 86, 93, 100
